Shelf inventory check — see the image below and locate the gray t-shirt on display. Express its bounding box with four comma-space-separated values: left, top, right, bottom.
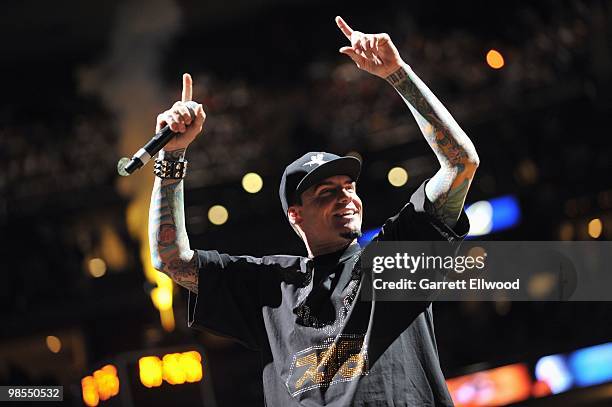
188, 181, 470, 406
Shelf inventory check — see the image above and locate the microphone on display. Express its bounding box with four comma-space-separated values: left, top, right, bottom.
117, 101, 198, 176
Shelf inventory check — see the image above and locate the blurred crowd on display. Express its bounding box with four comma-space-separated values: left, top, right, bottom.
2, 1, 604, 215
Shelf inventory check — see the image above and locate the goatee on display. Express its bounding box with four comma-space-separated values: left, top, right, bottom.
340, 229, 362, 240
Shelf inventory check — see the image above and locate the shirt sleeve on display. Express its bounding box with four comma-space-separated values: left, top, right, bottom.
187, 250, 266, 350
375, 179, 470, 243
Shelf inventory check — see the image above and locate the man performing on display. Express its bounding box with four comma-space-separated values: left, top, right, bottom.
149, 16, 479, 406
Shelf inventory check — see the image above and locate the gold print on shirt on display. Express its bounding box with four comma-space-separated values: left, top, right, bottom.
338, 352, 366, 378
287, 336, 368, 396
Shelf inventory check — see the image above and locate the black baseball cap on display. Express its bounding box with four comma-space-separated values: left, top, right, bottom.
279, 152, 362, 216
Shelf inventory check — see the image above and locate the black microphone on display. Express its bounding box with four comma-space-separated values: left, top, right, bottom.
117, 101, 198, 176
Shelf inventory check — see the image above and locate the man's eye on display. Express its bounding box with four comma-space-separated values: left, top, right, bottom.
320, 189, 333, 196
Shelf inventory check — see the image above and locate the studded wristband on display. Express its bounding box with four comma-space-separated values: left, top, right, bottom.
154, 158, 188, 179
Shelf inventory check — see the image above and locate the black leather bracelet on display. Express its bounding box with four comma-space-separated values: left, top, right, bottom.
154, 158, 188, 179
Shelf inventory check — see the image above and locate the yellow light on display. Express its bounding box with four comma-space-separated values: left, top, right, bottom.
387, 167, 408, 187
156, 271, 172, 285
588, 218, 603, 239
159, 307, 175, 332
88, 258, 107, 278
101, 364, 117, 376
151, 286, 173, 311
179, 351, 203, 383
163, 353, 186, 385
139, 352, 203, 387
81, 376, 99, 407
242, 172, 263, 193
93, 365, 119, 401
139, 356, 163, 388
486, 49, 505, 69
161, 351, 203, 385
46, 335, 62, 353
208, 205, 229, 225
154, 272, 175, 331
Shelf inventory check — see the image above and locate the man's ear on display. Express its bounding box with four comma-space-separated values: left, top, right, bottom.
287, 206, 302, 226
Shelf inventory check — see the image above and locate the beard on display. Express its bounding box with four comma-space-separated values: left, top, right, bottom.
340, 228, 362, 240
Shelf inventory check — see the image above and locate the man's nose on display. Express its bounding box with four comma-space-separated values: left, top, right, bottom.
338, 188, 351, 203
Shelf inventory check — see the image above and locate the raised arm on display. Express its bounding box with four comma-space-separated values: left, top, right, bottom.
335, 16, 479, 227
385, 64, 478, 227
148, 73, 206, 293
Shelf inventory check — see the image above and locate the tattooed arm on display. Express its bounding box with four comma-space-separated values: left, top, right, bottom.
149, 148, 199, 293
148, 73, 205, 293
335, 17, 479, 227
386, 65, 479, 227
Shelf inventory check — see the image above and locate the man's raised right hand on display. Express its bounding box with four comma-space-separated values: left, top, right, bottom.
157, 73, 206, 152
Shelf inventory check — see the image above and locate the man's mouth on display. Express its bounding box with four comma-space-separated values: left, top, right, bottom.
334, 209, 357, 219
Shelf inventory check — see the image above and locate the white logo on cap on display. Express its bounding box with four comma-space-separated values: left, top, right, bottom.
303, 153, 327, 167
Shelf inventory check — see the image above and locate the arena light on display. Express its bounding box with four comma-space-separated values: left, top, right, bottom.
242, 172, 263, 193
46, 335, 62, 353
486, 49, 505, 69
443, 341, 612, 406
93, 365, 120, 401
151, 286, 173, 311
387, 167, 408, 187
535, 355, 573, 394
140, 351, 203, 388
163, 353, 186, 385
180, 351, 203, 382
447, 363, 531, 406
81, 365, 119, 406
154, 272, 175, 331
139, 356, 163, 388
466, 195, 521, 237
88, 258, 107, 278
568, 342, 612, 387
488, 196, 521, 231
208, 205, 229, 225
81, 376, 99, 407
465, 200, 493, 236
358, 195, 520, 245
358, 228, 381, 246
587, 218, 602, 239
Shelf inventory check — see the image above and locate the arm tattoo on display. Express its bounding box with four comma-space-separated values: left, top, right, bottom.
386, 64, 479, 226
148, 148, 199, 293
425, 175, 470, 227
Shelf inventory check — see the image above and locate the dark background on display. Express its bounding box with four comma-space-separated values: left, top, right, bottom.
1, 0, 612, 405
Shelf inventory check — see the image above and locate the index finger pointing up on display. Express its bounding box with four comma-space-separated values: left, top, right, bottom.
182, 73, 193, 102
335, 16, 353, 40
